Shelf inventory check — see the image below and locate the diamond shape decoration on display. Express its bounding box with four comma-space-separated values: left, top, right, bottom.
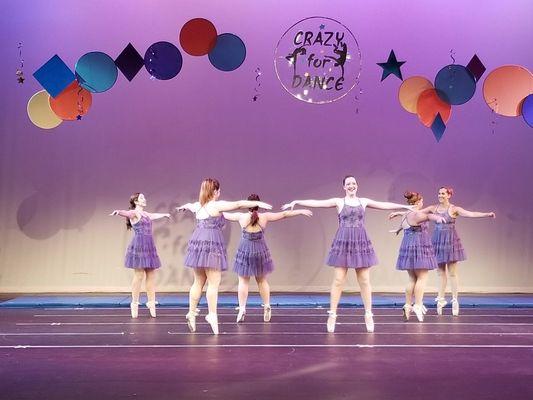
431, 113, 446, 142
115, 43, 144, 81
466, 54, 486, 82
33, 55, 76, 98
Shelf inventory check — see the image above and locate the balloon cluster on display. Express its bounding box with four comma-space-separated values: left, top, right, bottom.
398, 54, 486, 142
27, 18, 247, 130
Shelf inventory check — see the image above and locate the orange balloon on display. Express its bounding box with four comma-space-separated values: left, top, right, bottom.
49, 81, 92, 120
398, 76, 433, 114
483, 65, 533, 117
416, 88, 452, 127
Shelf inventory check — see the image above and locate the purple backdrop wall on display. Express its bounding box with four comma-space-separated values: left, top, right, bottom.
1, 0, 532, 292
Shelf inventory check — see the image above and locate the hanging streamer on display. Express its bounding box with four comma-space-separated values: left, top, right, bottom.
16, 42, 25, 84
450, 49, 456, 64
252, 67, 262, 102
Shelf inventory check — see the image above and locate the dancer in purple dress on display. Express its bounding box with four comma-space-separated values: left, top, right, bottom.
176, 179, 272, 335
390, 192, 445, 322
428, 187, 495, 316
224, 194, 312, 323
110, 193, 170, 318
282, 176, 413, 333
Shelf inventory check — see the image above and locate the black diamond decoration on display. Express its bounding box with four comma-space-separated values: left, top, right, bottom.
115, 43, 144, 81
466, 54, 486, 82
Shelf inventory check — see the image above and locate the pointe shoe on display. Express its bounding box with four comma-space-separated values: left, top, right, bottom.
146, 301, 157, 318
205, 313, 219, 335
236, 307, 246, 323
412, 304, 424, 322
435, 297, 447, 315
263, 304, 272, 322
364, 311, 374, 333
402, 304, 411, 322
451, 298, 460, 316
185, 308, 200, 333
326, 311, 337, 333
130, 302, 139, 319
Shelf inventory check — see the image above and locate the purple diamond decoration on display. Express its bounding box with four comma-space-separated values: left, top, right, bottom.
33, 54, 75, 97
466, 54, 486, 82
115, 43, 144, 81
431, 113, 446, 142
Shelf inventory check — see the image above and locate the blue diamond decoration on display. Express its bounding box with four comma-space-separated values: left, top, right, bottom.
33, 55, 75, 98
431, 113, 446, 142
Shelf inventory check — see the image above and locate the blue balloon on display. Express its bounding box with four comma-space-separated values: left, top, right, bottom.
522, 94, 533, 128
435, 64, 476, 105
144, 42, 183, 80
208, 33, 246, 72
75, 52, 118, 93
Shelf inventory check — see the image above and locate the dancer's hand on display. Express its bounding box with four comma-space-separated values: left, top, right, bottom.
109, 210, 119, 216
300, 210, 313, 217
488, 212, 496, 218
164, 213, 171, 219
388, 212, 401, 220
435, 216, 446, 224
282, 201, 296, 210
175, 205, 188, 212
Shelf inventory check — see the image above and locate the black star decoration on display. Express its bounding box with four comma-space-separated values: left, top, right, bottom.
76, 115, 82, 120
377, 50, 406, 81
17, 76, 25, 84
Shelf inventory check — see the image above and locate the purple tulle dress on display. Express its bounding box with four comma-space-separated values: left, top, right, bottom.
326, 199, 378, 268
396, 216, 438, 270
233, 227, 274, 277
125, 215, 161, 269
184, 214, 228, 270
431, 206, 466, 264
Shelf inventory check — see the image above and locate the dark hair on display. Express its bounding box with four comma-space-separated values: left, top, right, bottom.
199, 178, 220, 205
404, 191, 422, 205
439, 186, 454, 197
247, 193, 260, 226
343, 175, 357, 185
126, 193, 141, 230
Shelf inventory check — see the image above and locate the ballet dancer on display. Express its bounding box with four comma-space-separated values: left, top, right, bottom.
224, 194, 312, 323
282, 176, 413, 333
110, 193, 170, 318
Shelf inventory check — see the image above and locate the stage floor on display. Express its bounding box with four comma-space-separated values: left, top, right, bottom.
1, 304, 533, 399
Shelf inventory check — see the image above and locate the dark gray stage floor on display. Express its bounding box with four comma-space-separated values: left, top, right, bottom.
1, 306, 533, 399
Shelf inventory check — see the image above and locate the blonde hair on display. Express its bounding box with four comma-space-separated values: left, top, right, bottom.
199, 178, 220, 205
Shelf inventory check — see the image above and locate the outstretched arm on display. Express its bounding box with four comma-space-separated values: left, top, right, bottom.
363, 198, 413, 211
175, 202, 200, 213
282, 198, 340, 210
110, 210, 137, 218
264, 209, 313, 222
454, 206, 496, 219
222, 212, 243, 222
146, 212, 171, 221
216, 200, 272, 212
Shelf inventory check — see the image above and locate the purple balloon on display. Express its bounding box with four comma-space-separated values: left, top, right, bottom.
521, 94, 533, 128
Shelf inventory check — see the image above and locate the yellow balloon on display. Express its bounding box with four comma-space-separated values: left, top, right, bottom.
398, 76, 433, 114
27, 90, 62, 130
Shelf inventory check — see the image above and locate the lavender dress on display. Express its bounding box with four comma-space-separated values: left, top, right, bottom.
233, 226, 274, 277
396, 215, 438, 270
125, 215, 161, 269
431, 206, 466, 264
184, 213, 228, 270
326, 199, 378, 268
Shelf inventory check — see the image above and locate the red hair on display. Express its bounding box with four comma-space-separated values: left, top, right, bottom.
199, 178, 220, 205
404, 191, 422, 205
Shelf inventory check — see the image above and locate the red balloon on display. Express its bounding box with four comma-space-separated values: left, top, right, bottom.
416, 88, 452, 127
179, 18, 217, 56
